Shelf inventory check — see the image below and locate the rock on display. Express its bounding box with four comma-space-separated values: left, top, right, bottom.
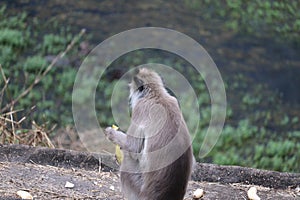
65, 181, 75, 188
17, 190, 33, 200
247, 186, 260, 200
193, 188, 204, 199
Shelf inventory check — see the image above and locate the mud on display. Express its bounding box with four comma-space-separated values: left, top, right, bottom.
0, 145, 299, 199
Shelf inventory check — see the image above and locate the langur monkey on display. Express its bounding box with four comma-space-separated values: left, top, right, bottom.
105, 68, 193, 200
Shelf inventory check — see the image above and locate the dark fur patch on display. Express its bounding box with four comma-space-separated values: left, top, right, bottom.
134, 76, 144, 92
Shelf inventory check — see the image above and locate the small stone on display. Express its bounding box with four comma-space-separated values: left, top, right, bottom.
109, 185, 115, 191
247, 186, 260, 200
65, 181, 75, 188
17, 190, 33, 200
193, 188, 204, 199
295, 186, 300, 195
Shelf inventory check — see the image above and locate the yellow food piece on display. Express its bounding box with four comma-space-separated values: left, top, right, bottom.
112, 124, 123, 164
112, 124, 118, 130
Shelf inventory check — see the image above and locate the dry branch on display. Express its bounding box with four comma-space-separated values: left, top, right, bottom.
0, 29, 86, 147
1, 28, 86, 113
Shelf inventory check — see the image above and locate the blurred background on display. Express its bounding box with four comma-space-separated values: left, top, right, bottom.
0, 0, 299, 173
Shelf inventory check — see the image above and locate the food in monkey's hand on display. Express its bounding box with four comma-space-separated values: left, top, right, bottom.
112, 124, 123, 164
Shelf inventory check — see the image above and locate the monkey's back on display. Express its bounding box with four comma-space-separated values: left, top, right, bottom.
122, 94, 193, 200
141, 147, 193, 200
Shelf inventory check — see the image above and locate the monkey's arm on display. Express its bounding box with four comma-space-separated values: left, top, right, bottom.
104, 127, 144, 153
105, 127, 127, 148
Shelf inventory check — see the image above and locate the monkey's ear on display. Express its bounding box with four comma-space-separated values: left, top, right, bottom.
133, 67, 141, 75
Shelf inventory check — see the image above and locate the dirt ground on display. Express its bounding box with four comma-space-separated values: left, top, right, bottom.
0, 145, 299, 200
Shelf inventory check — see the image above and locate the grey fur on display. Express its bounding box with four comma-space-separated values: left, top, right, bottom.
105, 68, 193, 200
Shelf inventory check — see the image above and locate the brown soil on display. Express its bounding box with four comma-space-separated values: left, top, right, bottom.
0, 144, 299, 200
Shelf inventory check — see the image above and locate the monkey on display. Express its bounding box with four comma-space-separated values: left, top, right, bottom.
104, 68, 193, 200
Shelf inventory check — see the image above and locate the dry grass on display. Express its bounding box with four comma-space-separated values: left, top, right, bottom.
0, 116, 55, 148
0, 29, 86, 148
0, 64, 55, 148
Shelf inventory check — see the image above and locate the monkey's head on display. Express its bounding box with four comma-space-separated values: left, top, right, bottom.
129, 68, 165, 109
130, 68, 165, 94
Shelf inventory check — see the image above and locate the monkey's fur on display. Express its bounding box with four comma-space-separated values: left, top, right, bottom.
105, 68, 193, 200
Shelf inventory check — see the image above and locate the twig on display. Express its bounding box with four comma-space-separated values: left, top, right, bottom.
0, 65, 9, 109
0, 64, 15, 121
9, 107, 15, 143
0, 109, 25, 125
1, 29, 86, 113
16, 105, 36, 125
0, 116, 19, 124
99, 157, 102, 173
32, 121, 55, 148
1, 109, 24, 117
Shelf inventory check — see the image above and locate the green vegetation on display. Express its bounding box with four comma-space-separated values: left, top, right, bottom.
185, 0, 300, 45
184, 0, 300, 171
192, 72, 300, 172
0, 3, 299, 173
0, 6, 83, 127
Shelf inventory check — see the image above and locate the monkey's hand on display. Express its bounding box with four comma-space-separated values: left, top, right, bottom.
104, 127, 127, 148
104, 127, 117, 142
